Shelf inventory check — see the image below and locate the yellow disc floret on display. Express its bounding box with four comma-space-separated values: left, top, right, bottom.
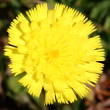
4, 3, 105, 104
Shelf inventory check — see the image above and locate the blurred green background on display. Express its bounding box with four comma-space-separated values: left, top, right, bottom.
0, 0, 110, 110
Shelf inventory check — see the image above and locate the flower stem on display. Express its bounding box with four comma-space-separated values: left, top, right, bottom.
41, 90, 48, 110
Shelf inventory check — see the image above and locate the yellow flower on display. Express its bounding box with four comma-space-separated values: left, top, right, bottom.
4, 3, 105, 104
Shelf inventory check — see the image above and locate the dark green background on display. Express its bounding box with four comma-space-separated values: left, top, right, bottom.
0, 0, 110, 110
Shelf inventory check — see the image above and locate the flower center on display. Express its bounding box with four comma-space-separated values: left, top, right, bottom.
45, 50, 59, 62
50, 50, 59, 58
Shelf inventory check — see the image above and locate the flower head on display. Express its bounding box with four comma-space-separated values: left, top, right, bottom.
4, 3, 105, 104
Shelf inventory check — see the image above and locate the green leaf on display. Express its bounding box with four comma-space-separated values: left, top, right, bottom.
6, 75, 24, 94
104, 15, 110, 29
63, 105, 72, 110
90, 0, 110, 20
10, 0, 21, 8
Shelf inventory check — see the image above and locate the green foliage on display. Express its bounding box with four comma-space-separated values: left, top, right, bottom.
0, 0, 110, 110
104, 15, 110, 29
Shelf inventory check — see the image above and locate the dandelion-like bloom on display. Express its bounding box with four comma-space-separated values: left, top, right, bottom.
4, 3, 105, 104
